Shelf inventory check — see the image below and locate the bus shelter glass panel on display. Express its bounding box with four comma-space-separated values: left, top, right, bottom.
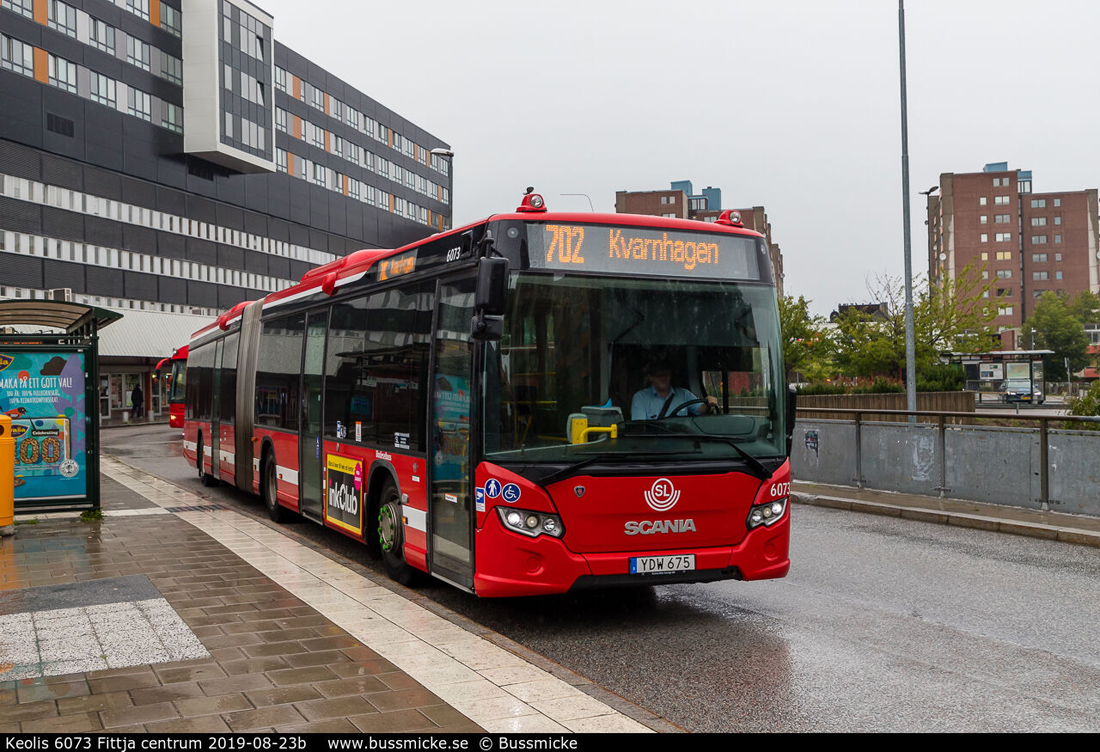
0, 350, 89, 505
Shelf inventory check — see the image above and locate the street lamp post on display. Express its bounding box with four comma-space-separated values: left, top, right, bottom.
560, 193, 595, 212
899, 0, 917, 417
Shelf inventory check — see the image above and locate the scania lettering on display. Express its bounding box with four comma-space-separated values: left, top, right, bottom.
183, 192, 793, 597
624, 519, 697, 535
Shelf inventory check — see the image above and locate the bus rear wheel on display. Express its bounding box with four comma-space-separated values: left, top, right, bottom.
263, 451, 285, 523
197, 436, 216, 487
378, 480, 417, 586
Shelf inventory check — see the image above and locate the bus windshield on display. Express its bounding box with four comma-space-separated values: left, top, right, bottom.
169, 360, 187, 403
483, 272, 785, 465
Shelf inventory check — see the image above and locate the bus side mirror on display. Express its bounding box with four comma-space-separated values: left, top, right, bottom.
471, 257, 508, 342
786, 385, 797, 454
475, 257, 509, 316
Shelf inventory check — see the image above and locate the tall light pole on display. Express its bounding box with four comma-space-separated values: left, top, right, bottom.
560, 193, 595, 211
899, 0, 917, 417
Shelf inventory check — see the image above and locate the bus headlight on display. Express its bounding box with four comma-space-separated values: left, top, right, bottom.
747, 499, 787, 529
497, 507, 565, 538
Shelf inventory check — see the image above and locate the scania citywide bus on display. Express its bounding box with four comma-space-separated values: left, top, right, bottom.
183, 192, 793, 597
156, 345, 188, 429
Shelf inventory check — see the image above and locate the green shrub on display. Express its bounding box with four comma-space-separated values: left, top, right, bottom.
1067, 381, 1100, 429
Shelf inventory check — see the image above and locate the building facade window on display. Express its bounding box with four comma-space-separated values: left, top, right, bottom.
6, 0, 33, 19
1032, 235, 1048, 244
1032, 253, 1048, 262
994, 196, 1010, 205
127, 88, 152, 121
127, 37, 150, 71
995, 233, 1012, 242
48, 1, 78, 38
994, 214, 1010, 223
48, 54, 78, 93
161, 4, 182, 36
996, 251, 1012, 261
162, 102, 183, 133
1031, 198, 1047, 208
1031, 217, 1047, 227
161, 54, 183, 85
1, 34, 34, 78
996, 269, 1012, 279
90, 18, 116, 55
126, 0, 150, 22
90, 71, 116, 108
1033, 271, 1048, 281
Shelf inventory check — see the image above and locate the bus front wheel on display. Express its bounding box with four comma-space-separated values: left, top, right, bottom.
263, 452, 285, 523
378, 480, 417, 586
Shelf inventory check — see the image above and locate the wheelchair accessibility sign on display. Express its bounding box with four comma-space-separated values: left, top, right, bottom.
482, 478, 521, 505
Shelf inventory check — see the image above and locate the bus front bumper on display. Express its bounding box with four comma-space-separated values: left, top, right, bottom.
472, 512, 789, 598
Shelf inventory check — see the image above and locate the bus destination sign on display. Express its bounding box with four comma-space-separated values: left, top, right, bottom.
526, 223, 761, 280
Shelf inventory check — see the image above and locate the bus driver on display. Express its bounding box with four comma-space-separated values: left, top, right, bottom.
631, 360, 718, 420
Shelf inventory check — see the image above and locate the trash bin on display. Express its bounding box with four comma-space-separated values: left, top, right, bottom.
0, 414, 13, 536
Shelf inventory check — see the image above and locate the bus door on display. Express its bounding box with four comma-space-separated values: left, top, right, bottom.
210, 338, 224, 478
299, 310, 328, 521
428, 278, 476, 587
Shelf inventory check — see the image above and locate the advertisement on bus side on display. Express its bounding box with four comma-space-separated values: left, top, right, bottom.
325, 452, 363, 535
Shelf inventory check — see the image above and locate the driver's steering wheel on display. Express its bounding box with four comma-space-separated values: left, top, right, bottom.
658, 398, 708, 419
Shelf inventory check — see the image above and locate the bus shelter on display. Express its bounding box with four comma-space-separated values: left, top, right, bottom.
0, 300, 121, 512
946, 349, 1055, 404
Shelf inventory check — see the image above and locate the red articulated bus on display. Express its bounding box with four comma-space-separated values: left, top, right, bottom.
157, 346, 188, 429
182, 192, 794, 597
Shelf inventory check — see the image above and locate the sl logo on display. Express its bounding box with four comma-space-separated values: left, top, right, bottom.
644, 478, 680, 512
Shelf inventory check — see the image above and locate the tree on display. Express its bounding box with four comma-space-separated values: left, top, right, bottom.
1068, 290, 1100, 326
1025, 292, 1091, 381
777, 294, 831, 381
829, 263, 997, 381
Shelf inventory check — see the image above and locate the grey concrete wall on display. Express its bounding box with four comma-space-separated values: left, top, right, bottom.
792, 419, 1100, 517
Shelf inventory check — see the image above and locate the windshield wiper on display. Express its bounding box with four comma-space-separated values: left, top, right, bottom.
539, 450, 691, 487
626, 431, 773, 481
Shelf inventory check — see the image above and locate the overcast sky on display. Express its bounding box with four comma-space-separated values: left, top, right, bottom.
256, 0, 1100, 316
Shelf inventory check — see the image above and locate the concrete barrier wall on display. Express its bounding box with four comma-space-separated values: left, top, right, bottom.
792, 419, 1100, 516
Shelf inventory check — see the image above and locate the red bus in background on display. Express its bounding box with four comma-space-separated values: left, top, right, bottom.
182, 192, 794, 597
156, 346, 188, 428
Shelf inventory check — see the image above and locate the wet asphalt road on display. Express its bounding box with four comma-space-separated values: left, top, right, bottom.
104, 424, 1100, 732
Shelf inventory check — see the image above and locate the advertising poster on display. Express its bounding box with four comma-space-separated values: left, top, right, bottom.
433, 373, 470, 483
0, 351, 87, 502
325, 453, 363, 535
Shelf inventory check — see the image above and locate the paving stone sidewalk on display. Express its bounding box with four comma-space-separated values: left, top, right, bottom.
0, 476, 481, 734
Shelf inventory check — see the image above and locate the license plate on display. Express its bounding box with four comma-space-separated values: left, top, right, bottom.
630, 554, 696, 575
